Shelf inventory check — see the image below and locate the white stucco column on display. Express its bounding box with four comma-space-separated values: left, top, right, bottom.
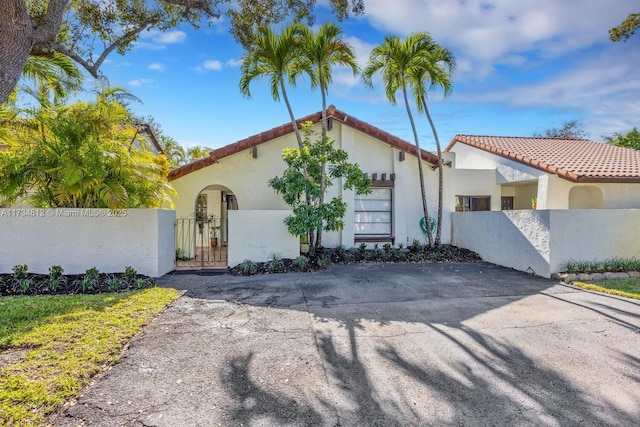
536, 175, 550, 209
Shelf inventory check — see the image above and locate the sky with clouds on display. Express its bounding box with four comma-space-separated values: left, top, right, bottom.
97, 0, 639, 152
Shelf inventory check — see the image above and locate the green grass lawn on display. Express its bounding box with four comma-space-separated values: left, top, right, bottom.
572, 278, 640, 300
0, 287, 179, 426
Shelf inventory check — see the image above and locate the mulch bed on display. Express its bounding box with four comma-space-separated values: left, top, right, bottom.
0, 273, 156, 297
229, 244, 481, 276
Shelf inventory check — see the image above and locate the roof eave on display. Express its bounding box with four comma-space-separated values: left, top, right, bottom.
169, 106, 440, 181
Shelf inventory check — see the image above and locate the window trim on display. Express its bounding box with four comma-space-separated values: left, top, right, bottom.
354, 187, 394, 243
455, 195, 491, 212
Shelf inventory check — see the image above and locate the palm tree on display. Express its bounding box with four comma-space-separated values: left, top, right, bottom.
0, 88, 175, 209
186, 146, 212, 163
160, 136, 187, 167
408, 40, 455, 246
300, 22, 359, 247
17, 53, 83, 105
300, 22, 359, 137
239, 24, 309, 148
363, 33, 438, 247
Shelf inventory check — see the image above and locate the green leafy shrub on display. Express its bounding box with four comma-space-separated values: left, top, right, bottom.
342, 248, 357, 263
124, 266, 137, 283
48, 265, 64, 291
175, 248, 190, 261
315, 254, 331, 268
239, 259, 258, 275
565, 257, 640, 273
267, 254, 284, 273
105, 275, 121, 292
294, 256, 309, 271
80, 267, 100, 293
409, 239, 422, 253
12, 264, 28, 280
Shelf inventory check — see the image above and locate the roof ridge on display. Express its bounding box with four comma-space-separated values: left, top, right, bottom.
169, 106, 439, 181
453, 134, 597, 142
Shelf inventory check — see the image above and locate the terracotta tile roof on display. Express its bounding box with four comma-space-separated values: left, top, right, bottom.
445, 135, 640, 183
169, 105, 439, 180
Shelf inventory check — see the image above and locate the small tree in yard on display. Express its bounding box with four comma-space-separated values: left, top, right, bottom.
269, 124, 370, 248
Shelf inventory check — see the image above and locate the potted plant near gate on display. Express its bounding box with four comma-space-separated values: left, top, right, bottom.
210, 225, 220, 247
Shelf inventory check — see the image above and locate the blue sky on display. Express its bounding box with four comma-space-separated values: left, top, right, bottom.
97, 0, 639, 152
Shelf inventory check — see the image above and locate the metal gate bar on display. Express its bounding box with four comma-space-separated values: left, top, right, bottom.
175, 215, 228, 270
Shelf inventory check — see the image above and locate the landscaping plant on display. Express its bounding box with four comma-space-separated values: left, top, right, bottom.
269, 124, 371, 249
48, 265, 64, 291
267, 254, 285, 273
239, 259, 258, 275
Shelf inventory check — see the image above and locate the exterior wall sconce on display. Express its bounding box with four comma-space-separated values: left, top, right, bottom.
252, 146, 258, 159
399, 151, 405, 161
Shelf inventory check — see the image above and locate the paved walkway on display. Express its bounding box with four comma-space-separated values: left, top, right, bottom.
56, 262, 640, 426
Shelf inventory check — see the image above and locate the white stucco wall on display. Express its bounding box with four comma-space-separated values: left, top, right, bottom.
451, 144, 544, 183
452, 169, 501, 210
0, 209, 175, 277
452, 209, 640, 277
452, 210, 552, 276
545, 178, 640, 209
227, 210, 299, 267
548, 209, 640, 273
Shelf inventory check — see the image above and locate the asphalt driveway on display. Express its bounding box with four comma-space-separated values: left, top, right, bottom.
56, 262, 640, 426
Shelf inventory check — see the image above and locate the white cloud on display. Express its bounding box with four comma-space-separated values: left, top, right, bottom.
128, 78, 153, 87
225, 58, 242, 67
203, 60, 223, 71
194, 58, 241, 73
136, 29, 187, 49
362, 0, 632, 74
154, 30, 187, 44
344, 36, 376, 70
148, 63, 165, 72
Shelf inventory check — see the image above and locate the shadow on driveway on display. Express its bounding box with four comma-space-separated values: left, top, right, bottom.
58, 262, 640, 426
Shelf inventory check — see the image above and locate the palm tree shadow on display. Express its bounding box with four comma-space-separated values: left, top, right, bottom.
378, 325, 640, 425
316, 319, 404, 426
221, 352, 325, 426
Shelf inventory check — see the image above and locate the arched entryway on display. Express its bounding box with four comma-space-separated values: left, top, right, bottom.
569, 185, 603, 209
175, 185, 238, 270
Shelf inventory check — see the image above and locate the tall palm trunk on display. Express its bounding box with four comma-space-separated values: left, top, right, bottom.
421, 94, 443, 246
280, 75, 314, 246
315, 78, 328, 247
280, 78, 303, 149
403, 82, 433, 247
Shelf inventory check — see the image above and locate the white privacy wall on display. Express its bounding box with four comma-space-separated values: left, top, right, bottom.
451, 209, 640, 277
0, 209, 175, 277
227, 210, 299, 267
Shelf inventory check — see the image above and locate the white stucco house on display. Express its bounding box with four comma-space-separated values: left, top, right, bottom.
445, 134, 640, 212
169, 106, 453, 267
445, 134, 640, 277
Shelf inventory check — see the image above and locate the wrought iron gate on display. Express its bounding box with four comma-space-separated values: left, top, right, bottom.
175, 215, 228, 269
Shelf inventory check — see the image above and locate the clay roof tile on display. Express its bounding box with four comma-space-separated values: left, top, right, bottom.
445, 134, 640, 183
